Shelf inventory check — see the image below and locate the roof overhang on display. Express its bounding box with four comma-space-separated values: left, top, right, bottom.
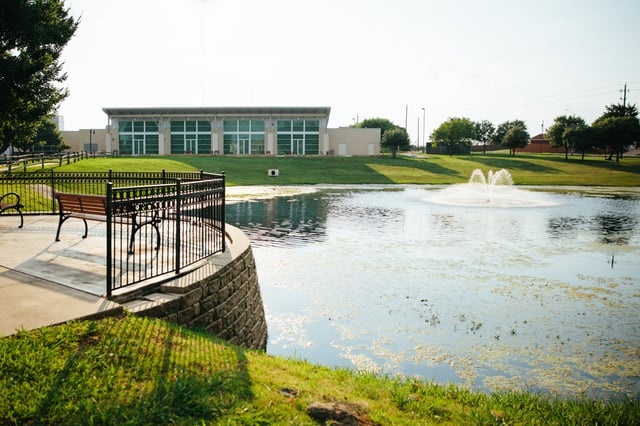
102, 106, 331, 118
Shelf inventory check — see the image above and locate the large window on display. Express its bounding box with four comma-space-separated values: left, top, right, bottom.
118, 121, 159, 155
170, 120, 211, 154
276, 120, 319, 155
223, 120, 265, 155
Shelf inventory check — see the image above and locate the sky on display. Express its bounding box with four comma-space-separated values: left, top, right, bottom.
57, 0, 640, 143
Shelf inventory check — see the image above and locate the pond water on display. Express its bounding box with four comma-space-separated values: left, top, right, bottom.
226, 183, 640, 399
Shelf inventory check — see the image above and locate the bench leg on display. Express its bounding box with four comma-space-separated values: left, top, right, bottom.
128, 213, 162, 255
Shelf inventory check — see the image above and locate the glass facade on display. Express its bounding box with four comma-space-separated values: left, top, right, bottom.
118, 121, 159, 155
170, 120, 211, 154
223, 120, 265, 155
276, 120, 319, 155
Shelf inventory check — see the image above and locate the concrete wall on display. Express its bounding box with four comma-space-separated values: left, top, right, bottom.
120, 225, 268, 351
61, 129, 108, 153
327, 127, 381, 156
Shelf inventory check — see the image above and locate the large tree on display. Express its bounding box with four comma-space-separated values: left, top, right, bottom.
474, 119, 496, 154
431, 117, 476, 155
502, 125, 529, 156
592, 103, 640, 162
354, 118, 399, 138
0, 0, 78, 153
546, 115, 588, 160
381, 127, 410, 158
493, 120, 526, 145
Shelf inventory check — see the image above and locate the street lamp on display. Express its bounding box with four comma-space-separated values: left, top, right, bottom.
89, 129, 95, 155
421, 107, 426, 153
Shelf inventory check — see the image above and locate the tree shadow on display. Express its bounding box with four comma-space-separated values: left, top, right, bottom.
27, 316, 254, 424
456, 155, 559, 173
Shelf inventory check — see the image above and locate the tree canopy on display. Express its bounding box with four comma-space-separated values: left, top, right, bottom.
381, 127, 410, 158
501, 125, 530, 156
474, 120, 496, 154
354, 118, 399, 138
0, 0, 78, 153
592, 103, 640, 162
493, 120, 527, 145
546, 115, 588, 160
431, 117, 476, 155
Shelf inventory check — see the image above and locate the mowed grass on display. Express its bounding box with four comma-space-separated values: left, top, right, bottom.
1, 315, 638, 425
51, 152, 640, 186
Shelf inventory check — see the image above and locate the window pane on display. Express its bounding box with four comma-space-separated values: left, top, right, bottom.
185, 121, 196, 132
293, 120, 304, 132
305, 134, 319, 154
171, 121, 184, 132
119, 135, 132, 154
198, 134, 211, 153
223, 120, 237, 132
306, 120, 319, 132
145, 135, 159, 154
134, 121, 144, 132
277, 134, 291, 155
238, 120, 250, 132
277, 120, 291, 132
171, 134, 184, 153
119, 121, 132, 132
145, 121, 158, 132
197, 120, 211, 132
251, 120, 265, 132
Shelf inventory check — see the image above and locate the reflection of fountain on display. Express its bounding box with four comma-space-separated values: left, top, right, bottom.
427, 169, 557, 208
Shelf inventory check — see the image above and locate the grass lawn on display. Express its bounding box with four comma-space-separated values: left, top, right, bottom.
49, 152, 640, 186
1, 315, 637, 425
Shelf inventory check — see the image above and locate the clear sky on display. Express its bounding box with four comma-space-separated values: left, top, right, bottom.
58, 0, 640, 143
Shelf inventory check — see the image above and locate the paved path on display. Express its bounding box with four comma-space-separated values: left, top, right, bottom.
0, 216, 122, 336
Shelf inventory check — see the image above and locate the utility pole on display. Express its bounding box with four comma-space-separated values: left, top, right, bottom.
621, 83, 628, 107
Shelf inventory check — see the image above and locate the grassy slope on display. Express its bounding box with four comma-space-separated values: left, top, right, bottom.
51, 153, 640, 186
1, 315, 637, 425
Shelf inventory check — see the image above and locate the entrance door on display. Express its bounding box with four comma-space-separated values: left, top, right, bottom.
237, 139, 250, 155
292, 138, 304, 155
185, 138, 196, 154
133, 138, 145, 156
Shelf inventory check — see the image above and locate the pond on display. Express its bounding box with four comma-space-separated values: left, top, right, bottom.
225, 179, 640, 399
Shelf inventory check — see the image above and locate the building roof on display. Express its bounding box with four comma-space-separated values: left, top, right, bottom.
530, 133, 549, 142
102, 106, 331, 118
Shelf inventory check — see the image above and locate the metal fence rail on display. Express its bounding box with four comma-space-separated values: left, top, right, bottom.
0, 170, 225, 297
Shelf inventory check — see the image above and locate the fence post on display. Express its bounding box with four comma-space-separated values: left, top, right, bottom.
221, 171, 226, 252
106, 182, 113, 298
175, 179, 181, 274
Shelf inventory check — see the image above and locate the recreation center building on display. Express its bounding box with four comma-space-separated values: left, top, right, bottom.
61, 106, 381, 157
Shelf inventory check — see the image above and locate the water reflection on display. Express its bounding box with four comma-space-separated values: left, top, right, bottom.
226, 186, 640, 399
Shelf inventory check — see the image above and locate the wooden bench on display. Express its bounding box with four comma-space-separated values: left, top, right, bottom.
0, 192, 24, 228
54, 192, 161, 254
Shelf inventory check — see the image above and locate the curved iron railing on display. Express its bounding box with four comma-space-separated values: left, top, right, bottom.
0, 170, 225, 297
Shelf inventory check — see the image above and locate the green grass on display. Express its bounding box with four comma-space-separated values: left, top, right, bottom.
44, 152, 640, 186
1, 315, 637, 425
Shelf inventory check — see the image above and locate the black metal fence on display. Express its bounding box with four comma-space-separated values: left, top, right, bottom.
0, 170, 225, 297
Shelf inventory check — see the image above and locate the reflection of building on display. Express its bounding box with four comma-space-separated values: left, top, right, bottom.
61, 107, 380, 156
226, 193, 329, 247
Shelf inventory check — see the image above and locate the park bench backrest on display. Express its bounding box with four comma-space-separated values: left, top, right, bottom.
55, 192, 107, 216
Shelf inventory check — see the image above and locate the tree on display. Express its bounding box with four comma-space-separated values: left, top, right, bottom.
431, 117, 476, 155
546, 115, 588, 160
30, 117, 68, 153
355, 118, 399, 138
564, 126, 596, 161
474, 120, 495, 154
493, 120, 526, 145
381, 127, 410, 158
592, 103, 640, 162
502, 126, 529, 156
0, 0, 78, 153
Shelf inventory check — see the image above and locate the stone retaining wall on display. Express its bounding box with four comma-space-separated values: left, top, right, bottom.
122, 225, 268, 351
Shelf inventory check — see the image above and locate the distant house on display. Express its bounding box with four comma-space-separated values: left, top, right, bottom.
518, 133, 564, 153
61, 106, 381, 157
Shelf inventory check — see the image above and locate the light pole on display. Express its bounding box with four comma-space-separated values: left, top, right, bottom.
421, 107, 426, 153
89, 129, 95, 155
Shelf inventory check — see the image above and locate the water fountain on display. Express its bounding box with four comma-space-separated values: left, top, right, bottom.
427, 168, 557, 208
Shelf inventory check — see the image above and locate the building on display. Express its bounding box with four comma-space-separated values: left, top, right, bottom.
518, 133, 564, 153
61, 106, 380, 156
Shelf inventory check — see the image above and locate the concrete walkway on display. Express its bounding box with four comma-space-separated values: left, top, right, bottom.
0, 215, 122, 336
